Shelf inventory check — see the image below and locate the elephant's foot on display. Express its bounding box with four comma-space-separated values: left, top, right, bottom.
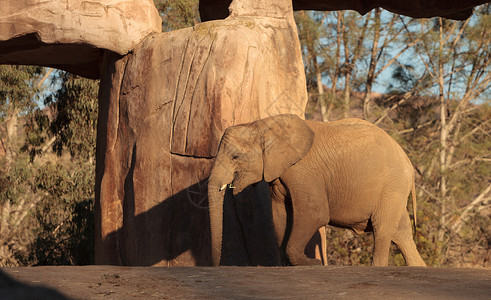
289, 255, 322, 266
392, 212, 427, 267
302, 257, 322, 266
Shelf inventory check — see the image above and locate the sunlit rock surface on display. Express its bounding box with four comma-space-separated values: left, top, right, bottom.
0, 0, 162, 78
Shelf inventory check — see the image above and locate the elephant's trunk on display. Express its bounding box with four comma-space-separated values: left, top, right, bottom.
208, 160, 234, 266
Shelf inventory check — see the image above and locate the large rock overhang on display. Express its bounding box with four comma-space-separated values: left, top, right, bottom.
199, 0, 491, 22
0, 0, 162, 79
0, 33, 104, 79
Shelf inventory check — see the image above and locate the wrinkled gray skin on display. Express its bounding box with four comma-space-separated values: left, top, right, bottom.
208, 114, 426, 267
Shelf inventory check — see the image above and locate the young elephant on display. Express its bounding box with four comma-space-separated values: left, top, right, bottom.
208, 114, 426, 267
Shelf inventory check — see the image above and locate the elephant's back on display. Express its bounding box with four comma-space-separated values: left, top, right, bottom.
306, 118, 386, 137
305, 118, 407, 160
304, 118, 414, 204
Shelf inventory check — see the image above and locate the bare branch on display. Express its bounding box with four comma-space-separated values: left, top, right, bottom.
35, 68, 54, 90
373, 95, 409, 125
374, 39, 417, 79
397, 119, 436, 134
450, 184, 491, 233
0, 136, 7, 154
449, 157, 491, 170
418, 184, 443, 204
41, 136, 56, 153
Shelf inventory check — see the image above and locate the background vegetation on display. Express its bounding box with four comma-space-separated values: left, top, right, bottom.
0, 67, 98, 266
0, 1, 488, 267
297, 6, 491, 267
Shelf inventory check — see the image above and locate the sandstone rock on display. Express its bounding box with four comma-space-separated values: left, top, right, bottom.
0, 0, 161, 78
200, 0, 490, 21
95, 0, 307, 266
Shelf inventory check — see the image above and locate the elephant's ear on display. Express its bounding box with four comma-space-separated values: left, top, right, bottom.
259, 114, 315, 182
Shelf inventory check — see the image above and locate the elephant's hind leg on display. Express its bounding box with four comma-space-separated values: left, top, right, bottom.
371, 209, 402, 266
392, 212, 426, 266
371, 231, 394, 266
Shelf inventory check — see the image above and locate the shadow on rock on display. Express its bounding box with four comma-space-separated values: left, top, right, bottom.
0, 269, 69, 300
103, 179, 282, 266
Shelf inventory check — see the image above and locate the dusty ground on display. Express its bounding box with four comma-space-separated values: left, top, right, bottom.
2, 265, 491, 299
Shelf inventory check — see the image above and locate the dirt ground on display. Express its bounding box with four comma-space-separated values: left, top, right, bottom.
2, 265, 490, 299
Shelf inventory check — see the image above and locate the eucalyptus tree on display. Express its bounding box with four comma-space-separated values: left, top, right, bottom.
0, 65, 44, 170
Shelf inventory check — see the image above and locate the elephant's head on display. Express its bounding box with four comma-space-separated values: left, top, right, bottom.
208, 114, 314, 265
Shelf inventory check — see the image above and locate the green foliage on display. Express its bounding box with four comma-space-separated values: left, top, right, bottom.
25, 162, 94, 265
22, 110, 51, 160
324, 228, 374, 266
46, 72, 99, 160
1, 68, 98, 266
154, 0, 200, 31
0, 156, 95, 266
0, 65, 43, 117
0, 158, 33, 205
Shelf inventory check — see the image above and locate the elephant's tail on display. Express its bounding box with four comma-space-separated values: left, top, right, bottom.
411, 180, 418, 228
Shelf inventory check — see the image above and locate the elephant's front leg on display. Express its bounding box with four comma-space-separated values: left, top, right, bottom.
270, 180, 290, 265
282, 175, 330, 266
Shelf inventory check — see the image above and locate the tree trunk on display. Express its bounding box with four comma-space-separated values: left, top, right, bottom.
341, 13, 368, 119
343, 71, 351, 119
5, 108, 19, 170
315, 58, 327, 122
342, 14, 351, 119
299, 11, 327, 122
363, 8, 381, 120
437, 18, 448, 245
326, 12, 344, 122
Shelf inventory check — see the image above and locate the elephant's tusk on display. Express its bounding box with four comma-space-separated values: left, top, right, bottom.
228, 184, 236, 189
219, 184, 228, 191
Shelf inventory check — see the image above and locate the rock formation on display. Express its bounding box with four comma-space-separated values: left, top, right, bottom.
95, 0, 306, 265
0, 0, 161, 78
200, 0, 491, 21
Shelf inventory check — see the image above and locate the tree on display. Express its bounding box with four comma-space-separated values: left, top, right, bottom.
1, 69, 99, 266
298, 5, 490, 267
360, 13, 420, 119
397, 9, 491, 257
24, 71, 99, 265
372, 7, 491, 265
0, 66, 44, 169
296, 11, 368, 121
154, 0, 200, 31
296, 11, 329, 121
297, 10, 416, 122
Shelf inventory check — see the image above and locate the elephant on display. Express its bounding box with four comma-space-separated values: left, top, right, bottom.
208, 114, 426, 267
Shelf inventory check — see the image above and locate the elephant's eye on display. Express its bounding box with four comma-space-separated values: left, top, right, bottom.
231, 154, 240, 160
